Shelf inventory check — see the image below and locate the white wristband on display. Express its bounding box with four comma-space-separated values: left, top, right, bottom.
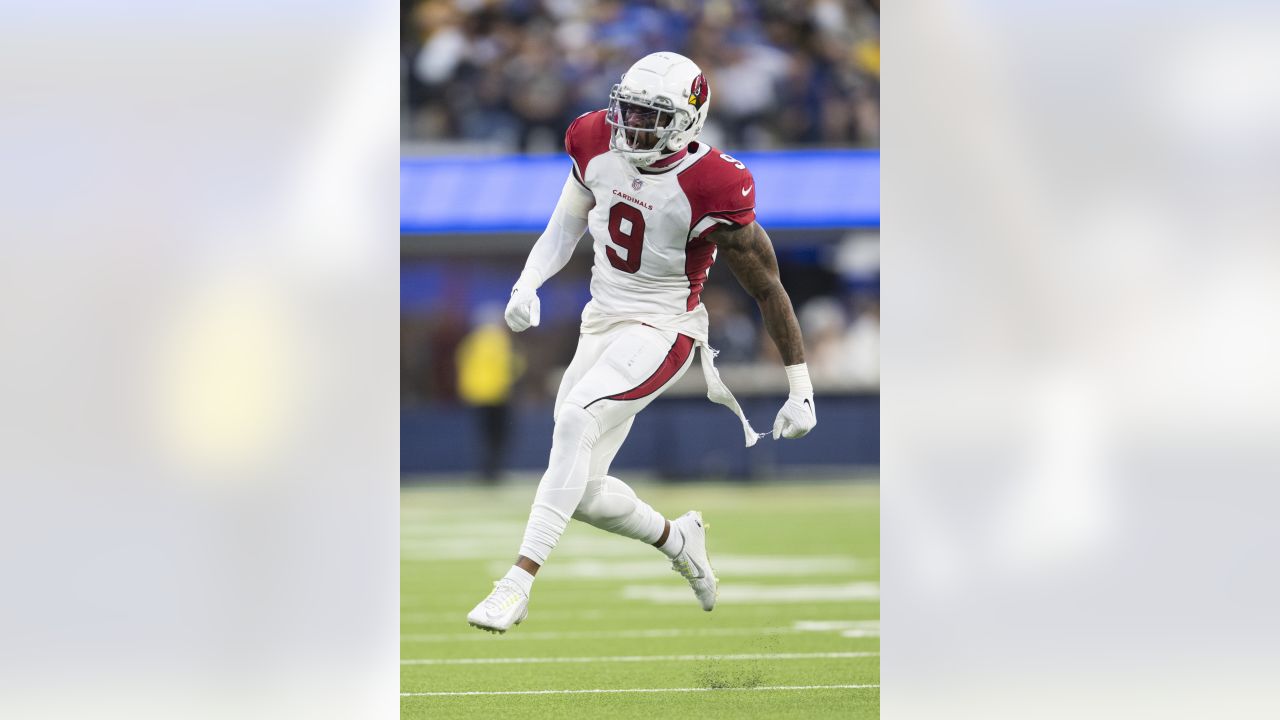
514, 268, 544, 292
784, 363, 813, 398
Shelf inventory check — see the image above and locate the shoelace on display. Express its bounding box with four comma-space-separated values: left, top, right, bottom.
671, 554, 700, 579
482, 580, 524, 614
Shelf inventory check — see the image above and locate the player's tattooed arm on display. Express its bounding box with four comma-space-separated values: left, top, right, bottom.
709, 221, 806, 366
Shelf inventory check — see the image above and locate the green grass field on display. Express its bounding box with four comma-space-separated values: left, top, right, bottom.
402, 480, 879, 719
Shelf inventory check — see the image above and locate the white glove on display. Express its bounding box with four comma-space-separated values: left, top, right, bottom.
504, 270, 542, 332
773, 363, 817, 439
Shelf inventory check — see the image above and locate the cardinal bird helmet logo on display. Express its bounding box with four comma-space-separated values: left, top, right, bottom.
687, 74, 708, 109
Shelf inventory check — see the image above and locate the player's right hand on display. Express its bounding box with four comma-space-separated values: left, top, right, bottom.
504, 285, 541, 332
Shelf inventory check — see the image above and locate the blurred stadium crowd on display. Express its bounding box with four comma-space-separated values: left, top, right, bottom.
402, 0, 880, 151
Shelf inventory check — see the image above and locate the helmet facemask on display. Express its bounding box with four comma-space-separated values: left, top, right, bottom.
606, 84, 692, 167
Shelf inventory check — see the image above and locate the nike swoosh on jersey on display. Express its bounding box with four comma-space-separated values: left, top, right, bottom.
741, 185, 753, 196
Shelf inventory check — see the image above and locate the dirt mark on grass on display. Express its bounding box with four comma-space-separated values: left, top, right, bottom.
694, 635, 777, 689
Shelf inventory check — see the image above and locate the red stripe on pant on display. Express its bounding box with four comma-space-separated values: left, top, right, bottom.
585, 334, 695, 407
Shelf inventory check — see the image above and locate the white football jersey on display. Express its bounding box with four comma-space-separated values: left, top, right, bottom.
565, 110, 757, 335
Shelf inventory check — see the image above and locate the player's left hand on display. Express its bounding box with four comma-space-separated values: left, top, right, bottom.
772, 394, 816, 439
505, 284, 541, 332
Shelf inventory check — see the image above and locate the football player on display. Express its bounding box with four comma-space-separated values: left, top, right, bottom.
467, 51, 817, 633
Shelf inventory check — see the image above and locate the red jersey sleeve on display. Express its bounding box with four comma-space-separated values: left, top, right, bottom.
564, 110, 611, 188
678, 149, 757, 238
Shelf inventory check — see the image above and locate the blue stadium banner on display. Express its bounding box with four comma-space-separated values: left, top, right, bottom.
401, 149, 879, 234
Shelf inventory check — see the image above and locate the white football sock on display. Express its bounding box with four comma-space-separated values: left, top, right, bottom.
503, 565, 535, 596
518, 404, 601, 564
657, 522, 685, 559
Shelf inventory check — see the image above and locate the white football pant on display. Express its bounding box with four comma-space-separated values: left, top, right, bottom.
518, 323, 695, 564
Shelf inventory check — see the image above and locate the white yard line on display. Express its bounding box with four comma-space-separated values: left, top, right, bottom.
402, 651, 878, 665
622, 581, 880, 604
402, 626, 804, 642
795, 619, 881, 638
402, 683, 880, 697
402, 622, 882, 642
794, 620, 879, 631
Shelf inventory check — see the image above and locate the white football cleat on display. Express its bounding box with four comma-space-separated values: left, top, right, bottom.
466, 579, 529, 634
669, 510, 718, 611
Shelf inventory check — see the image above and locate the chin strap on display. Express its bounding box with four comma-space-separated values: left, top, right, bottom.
647, 147, 688, 169
613, 130, 692, 169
